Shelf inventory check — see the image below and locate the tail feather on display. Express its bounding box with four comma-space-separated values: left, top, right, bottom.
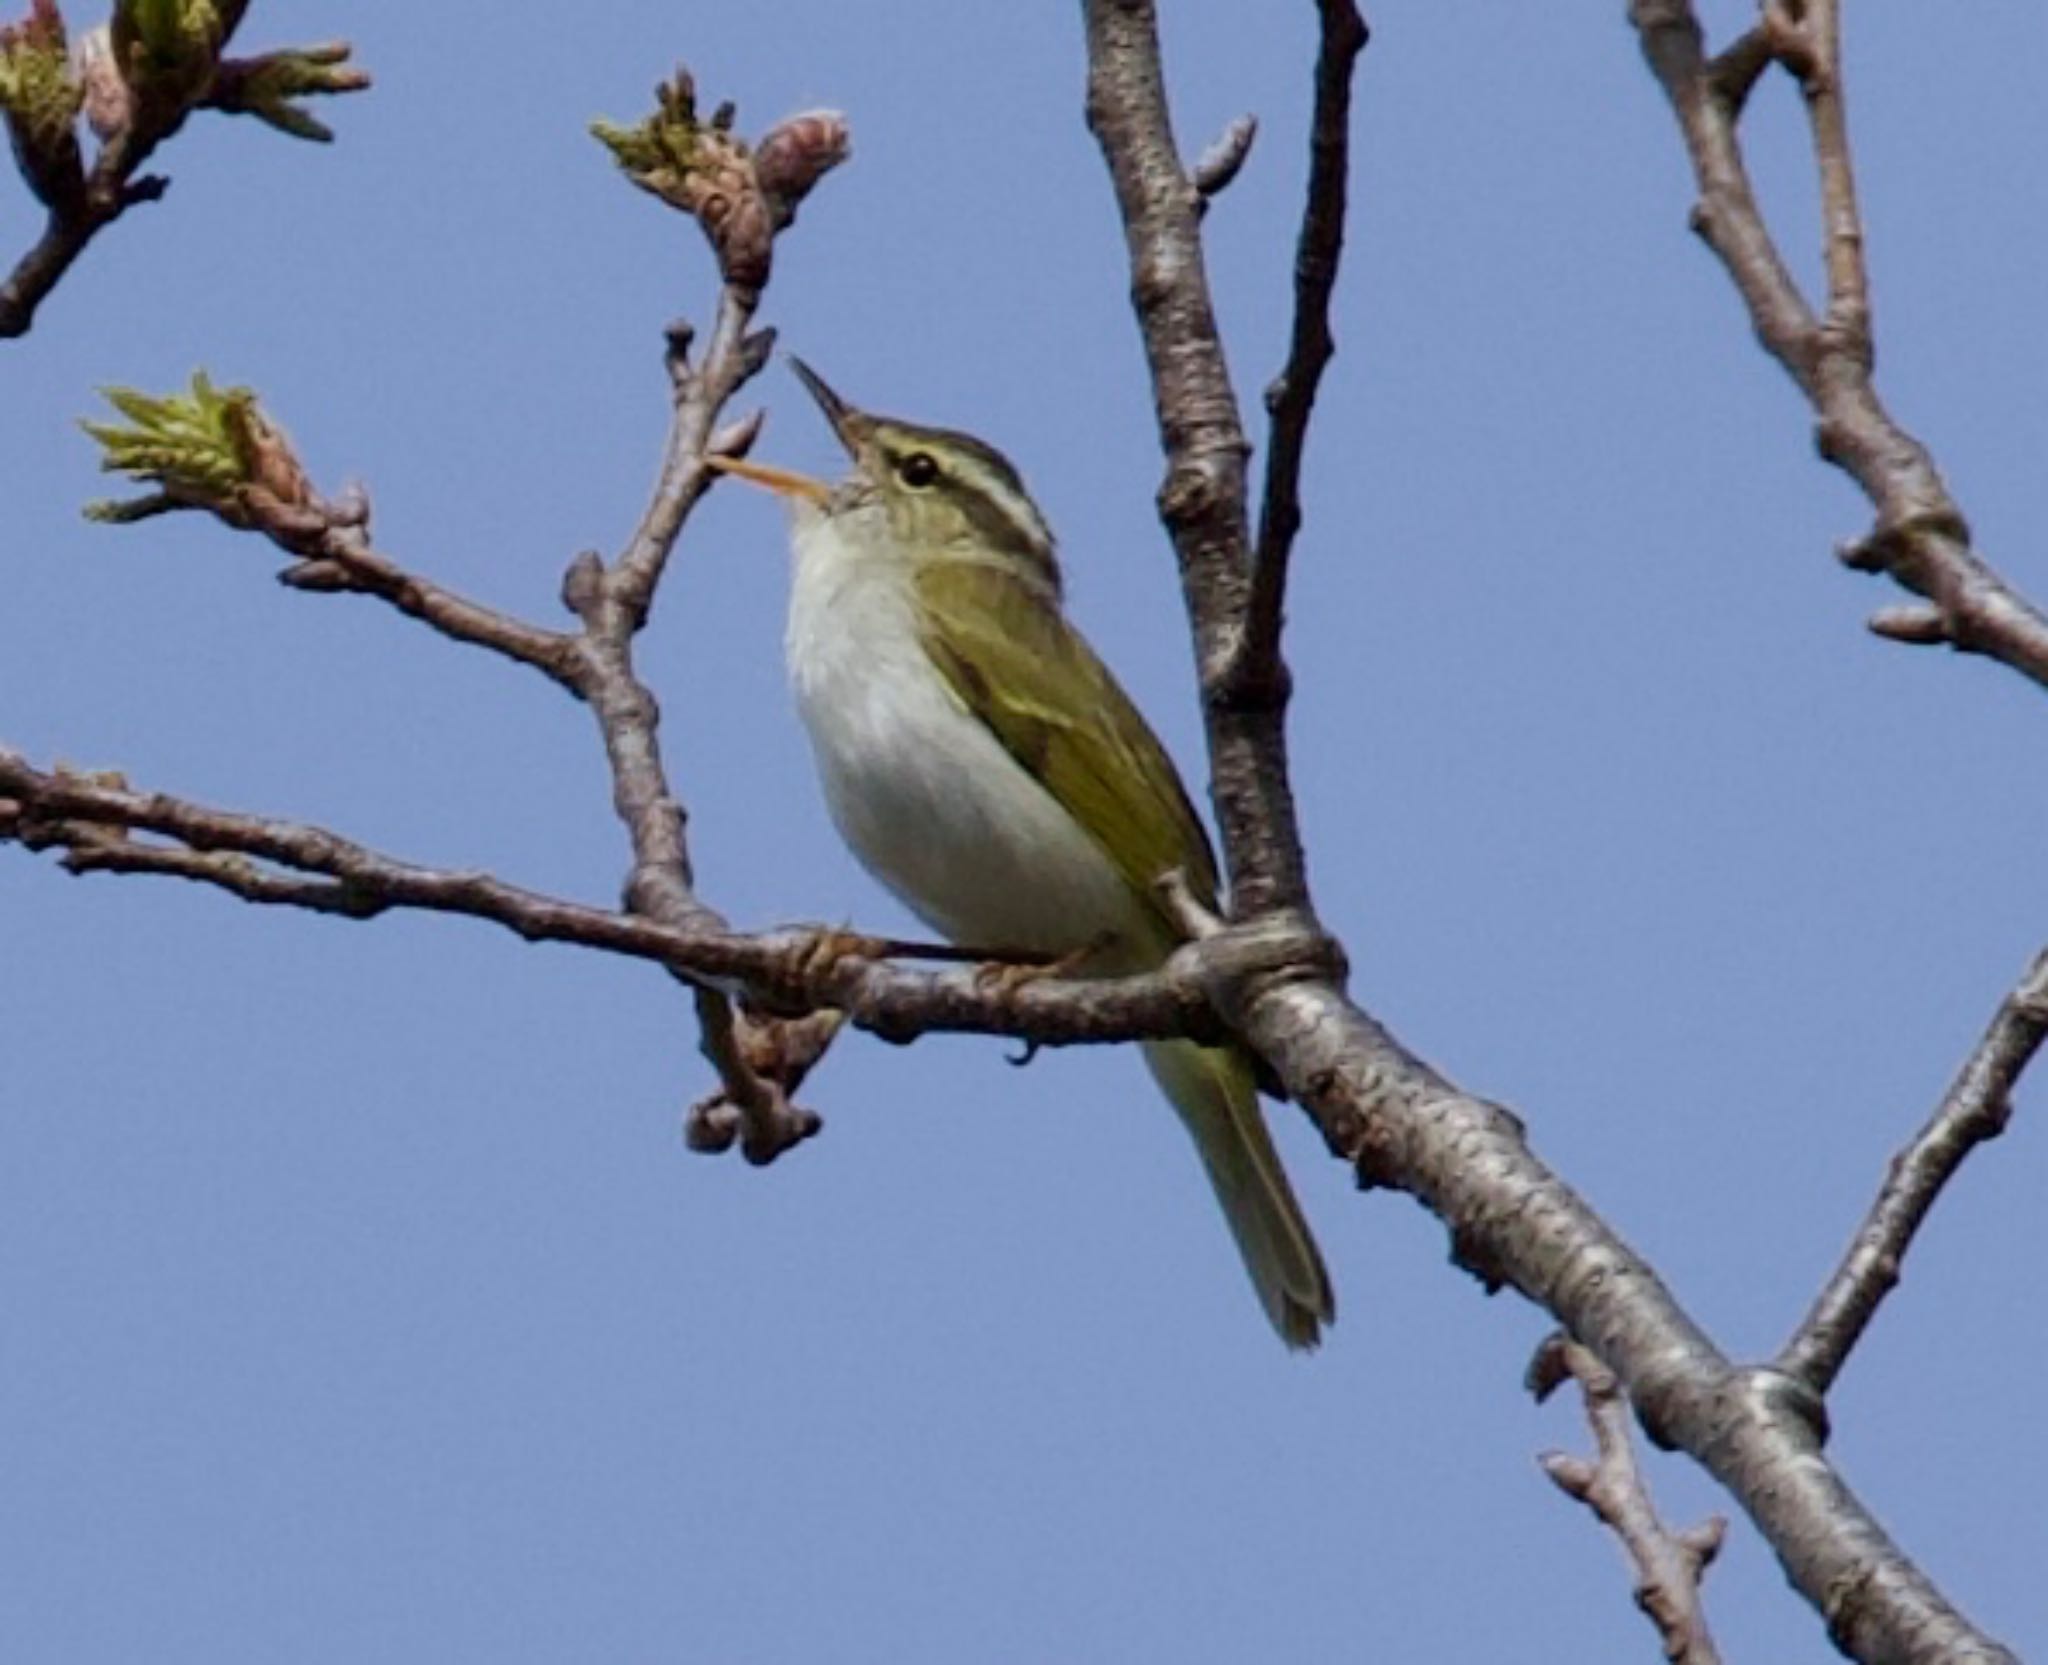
1143, 1039, 1335, 1350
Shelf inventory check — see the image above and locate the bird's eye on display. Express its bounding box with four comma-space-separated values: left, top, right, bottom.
896, 451, 940, 489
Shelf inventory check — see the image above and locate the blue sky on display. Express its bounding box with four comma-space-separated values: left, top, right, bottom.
4, 3, 2043, 1658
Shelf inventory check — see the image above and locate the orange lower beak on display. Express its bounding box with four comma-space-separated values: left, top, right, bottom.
705, 453, 832, 506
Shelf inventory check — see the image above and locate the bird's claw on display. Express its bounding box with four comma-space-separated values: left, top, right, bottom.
766, 925, 890, 1009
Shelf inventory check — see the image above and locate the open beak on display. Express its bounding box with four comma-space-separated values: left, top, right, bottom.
706, 357, 871, 503
704, 453, 832, 505
787, 356, 867, 459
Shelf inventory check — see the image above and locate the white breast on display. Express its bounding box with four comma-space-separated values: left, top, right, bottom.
784, 511, 1147, 958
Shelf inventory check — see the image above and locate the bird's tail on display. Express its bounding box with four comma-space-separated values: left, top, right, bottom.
1143, 1039, 1335, 1350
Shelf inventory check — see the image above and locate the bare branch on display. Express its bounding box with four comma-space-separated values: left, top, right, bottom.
1087, 6, 2019, 1659
57, 835, 389, 916
1779, 948, 2048, 1396
568, 290, 796, 1149
277, 517, 585, 693
1082, 0, 1311, 921
1628, 0, 2048, 692
610, 292, 774, 631
573, 78, 845, 1156
1240, 0, 1367, 704
0, 747, 1230, 1051
1231, 975, 2017, 1665
1532, 1337, 1727, 1665
1782, 0, 1865, 339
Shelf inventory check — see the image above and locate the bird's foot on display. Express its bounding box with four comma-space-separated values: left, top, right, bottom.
769, 924, 892, 1007
971, 930, 1120, 1000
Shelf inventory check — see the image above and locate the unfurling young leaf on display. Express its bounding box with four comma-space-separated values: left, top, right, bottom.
82, 371, 311, 530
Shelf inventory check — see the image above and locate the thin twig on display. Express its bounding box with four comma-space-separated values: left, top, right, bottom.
562, 300, 764, 926
1532, 1337, 1728, 1665
0, 128, 173, 338
613, 296, 775, 628
1082, 0, 1311, 922
1628, 0, 2048, 691
1779, 948, 2048, 1395
1238, 0, 1366, 704
59, 835, 387, 915
561, 293, 810, 1155
570, 80, 845, 1149
275, 517, 584, 692
1786, 0, 1867, 343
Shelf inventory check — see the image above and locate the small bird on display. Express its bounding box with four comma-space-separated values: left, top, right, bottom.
711, 361, 1334, 1348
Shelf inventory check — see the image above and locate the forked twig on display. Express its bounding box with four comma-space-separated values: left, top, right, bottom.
1628, 0, 2048, 689
1780, 948, 2048, 1394
1532, 1337, 1727, 1665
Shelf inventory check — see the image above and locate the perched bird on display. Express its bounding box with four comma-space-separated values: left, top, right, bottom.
711, 361, 1333, 1348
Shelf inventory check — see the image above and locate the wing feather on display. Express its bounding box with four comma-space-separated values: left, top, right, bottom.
914, 561, 1220, 943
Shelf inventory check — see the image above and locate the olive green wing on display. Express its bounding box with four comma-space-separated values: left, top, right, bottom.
913, 560, 1220, 936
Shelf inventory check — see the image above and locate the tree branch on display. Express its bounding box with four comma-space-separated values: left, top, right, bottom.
545, 80, 841, 1156
1778, 947, 2048, 1396
1628, 0, 2048, 691
1084, 4, 2018, 1659
1241, 0, 1366, 703
1227, 975, 2015, 1665
560, 292, 808, 1155
1083, 0, 1312, 922
66, 74, 845, 1160
273, 503, 584, 693
0, 746, 1235, 1052
1532, 1337, 1728, 1665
